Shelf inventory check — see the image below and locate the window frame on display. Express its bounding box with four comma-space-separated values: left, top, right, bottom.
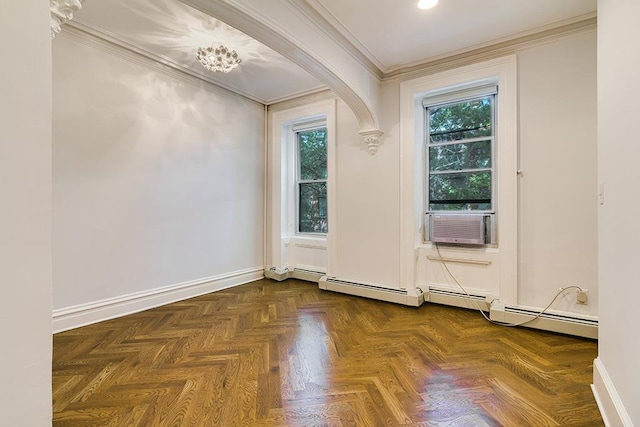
294, 123, 328, 235
399, 55, 517, 301
424, 91, 497, 215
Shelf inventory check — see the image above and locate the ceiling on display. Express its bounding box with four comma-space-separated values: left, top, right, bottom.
70, 0, 597, 105
71, 0, 326, 104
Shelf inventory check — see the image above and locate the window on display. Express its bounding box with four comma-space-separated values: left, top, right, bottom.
296, 125, 328, 233
425, 86, 496, 212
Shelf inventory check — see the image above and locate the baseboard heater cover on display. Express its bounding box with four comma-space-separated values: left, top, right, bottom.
426, 286, 491, 311
503, 306, 599, 326
264, 266, 290, 282
491, 303, 598, 339
264, 267, 325, 283
426, 287, 598, 339
291, 268, 324, 283
319, 276, 424, 307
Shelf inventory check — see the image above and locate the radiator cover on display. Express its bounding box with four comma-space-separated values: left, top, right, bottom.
319, 276, 424, 307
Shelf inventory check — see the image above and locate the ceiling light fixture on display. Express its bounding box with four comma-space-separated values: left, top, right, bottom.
196, 44, 242, 73
417, 0, 438, 10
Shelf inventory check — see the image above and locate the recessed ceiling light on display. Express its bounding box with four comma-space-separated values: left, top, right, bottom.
417, 0, 438, 10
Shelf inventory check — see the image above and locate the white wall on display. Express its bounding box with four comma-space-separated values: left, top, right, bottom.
267, 94, 402, 288
333, 98, 401, 287
271, 29, 598, 321
396, 33, 597, 317
517, 31, 598, 315
52, 30, 265, 326
0, 1, 53, 424
267, 94, 402, 287
398, 32, 597, 319
594, 0, 640, 424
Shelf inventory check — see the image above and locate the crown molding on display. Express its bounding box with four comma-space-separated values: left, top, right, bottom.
53, 0, 593, 156
265, 87, 333, 107
60, 22, 264, 106
50, 0, 84, 40
384, 13, 597, 82
290, 0, 385, 79
287, 4, 595, 80
267, 89, 336, 113
65, 21, 327, 106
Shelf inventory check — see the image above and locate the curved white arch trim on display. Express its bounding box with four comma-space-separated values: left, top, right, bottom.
181, 0, 384, 153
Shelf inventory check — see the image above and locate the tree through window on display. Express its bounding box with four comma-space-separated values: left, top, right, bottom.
297, 127, 328, 233
426, 89, 495, 212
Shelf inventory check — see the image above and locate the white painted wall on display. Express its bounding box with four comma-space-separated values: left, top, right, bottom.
594, 0, 640, 424
399, 32, 597, 318
0, 1, 53, 424
517, 31, 598, 316
267, 95, 401, 288
52, 31, 265, 316
333, 98, 401, 287
272, 30, 598, 321
267, 93, 402, 287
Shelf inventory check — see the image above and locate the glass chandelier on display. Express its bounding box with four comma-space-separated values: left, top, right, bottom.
196, 44, 242, 73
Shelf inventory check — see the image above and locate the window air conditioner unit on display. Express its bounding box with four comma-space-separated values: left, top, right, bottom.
428, 214, 488, 245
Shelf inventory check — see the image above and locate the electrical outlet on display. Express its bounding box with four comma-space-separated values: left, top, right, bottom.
576, 289, 589, 304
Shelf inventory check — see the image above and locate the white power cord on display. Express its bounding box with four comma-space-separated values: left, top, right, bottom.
434, 243, 584, 328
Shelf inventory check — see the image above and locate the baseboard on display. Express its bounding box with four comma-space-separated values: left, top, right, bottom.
319, 276, 424, 307
592, 357, 633, 426
52, 267, 264, 333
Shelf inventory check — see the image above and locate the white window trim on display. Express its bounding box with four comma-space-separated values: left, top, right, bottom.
268, 99, 337, 276
399, 55, 518, 304
294, 124, 328, 235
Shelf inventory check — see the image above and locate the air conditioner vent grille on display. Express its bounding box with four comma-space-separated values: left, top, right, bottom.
429, 214, 486, 245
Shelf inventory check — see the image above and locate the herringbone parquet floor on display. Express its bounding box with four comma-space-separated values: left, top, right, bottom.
53, 279, 603, 426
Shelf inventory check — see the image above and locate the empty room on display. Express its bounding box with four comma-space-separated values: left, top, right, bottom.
2, 0, 638, 425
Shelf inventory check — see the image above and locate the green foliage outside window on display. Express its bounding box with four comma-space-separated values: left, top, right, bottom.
428, 96, 493, 211
298, 128, 328, 233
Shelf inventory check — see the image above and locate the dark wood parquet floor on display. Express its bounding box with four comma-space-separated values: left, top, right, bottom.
53, 279, 603, 426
